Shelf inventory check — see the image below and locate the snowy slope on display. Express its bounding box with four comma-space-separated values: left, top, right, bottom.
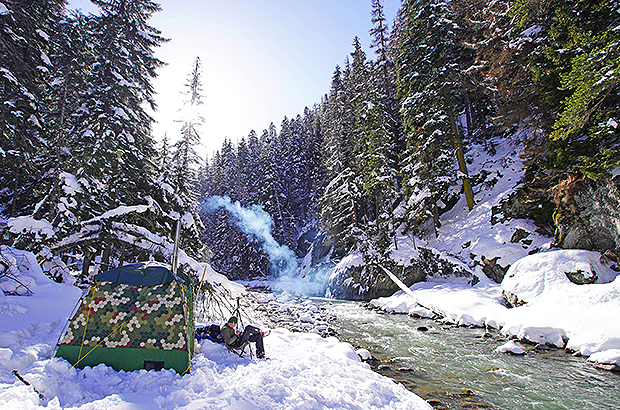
371, 140, 620, 368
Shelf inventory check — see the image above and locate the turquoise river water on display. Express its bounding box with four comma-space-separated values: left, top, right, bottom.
315, 299, 620, 410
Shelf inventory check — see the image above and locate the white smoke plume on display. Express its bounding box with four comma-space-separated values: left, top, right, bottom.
203, 196, 298, 278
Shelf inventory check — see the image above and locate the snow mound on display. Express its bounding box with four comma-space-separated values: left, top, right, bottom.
588, 349, 620, 366
502, 249, 619, 304
516, 326, 566, 348
0, 247, 82, 332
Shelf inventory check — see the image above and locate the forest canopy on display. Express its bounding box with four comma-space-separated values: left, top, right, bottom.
1, 0, 619, 282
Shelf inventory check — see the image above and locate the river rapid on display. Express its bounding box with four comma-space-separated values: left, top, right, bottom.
314, 298, 620, 410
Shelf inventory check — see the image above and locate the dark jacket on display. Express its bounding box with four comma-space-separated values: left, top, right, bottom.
220, 323, 238, 346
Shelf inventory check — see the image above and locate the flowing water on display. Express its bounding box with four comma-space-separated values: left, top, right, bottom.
315, 299, 620, 410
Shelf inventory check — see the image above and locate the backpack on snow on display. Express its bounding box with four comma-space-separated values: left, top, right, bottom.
196, 324, 224, 343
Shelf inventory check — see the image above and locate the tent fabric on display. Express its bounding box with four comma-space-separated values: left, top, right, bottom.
54, 344, 190, 374
56, 264, 194, 374
94, 262, 178, 286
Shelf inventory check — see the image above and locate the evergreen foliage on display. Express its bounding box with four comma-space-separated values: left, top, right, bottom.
396, 0, 471, 233
0, 0, 65, 218
515, 0, 620, 178
0, 0, 204, 283
2, 0, 618, 282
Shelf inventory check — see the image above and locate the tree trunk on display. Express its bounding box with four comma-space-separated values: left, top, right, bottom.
442, 88, 475, 211
118, 246, 126, 267
81, 250, 92, 282
101, 245, 112, 272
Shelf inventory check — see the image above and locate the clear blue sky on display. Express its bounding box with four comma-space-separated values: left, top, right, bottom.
67, 0, 401, 158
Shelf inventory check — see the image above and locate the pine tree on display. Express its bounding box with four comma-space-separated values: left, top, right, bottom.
460, 0, 548, 143
60, 0, 171, 275
360, 0, 404, 253
396, 0, 475, 234
301, 106, 325, 220
245, 129, 264, 205
319, 59, 365, 252
171, 57, 204, 210
0, 0, 65, 218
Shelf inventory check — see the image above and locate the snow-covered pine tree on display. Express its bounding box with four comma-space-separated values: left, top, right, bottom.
235, 136, 252, 203
301, 106, 325, 221
220, 138, 239, 200
356, 0, 404, 254
0, 0, 65, 218
165, 56, 207, 257
260, 117, 296, 248
73, 0, 165, 203
49, 11, 93, 168
157, 132, 171, 175
396, 0, 473, 235
171, 58, 203, 204
57, 0, 172, 276
319, 63, 364, 253
245, 129, 264, 205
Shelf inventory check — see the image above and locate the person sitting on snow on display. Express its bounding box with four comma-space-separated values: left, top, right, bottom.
220, 316, 265, 359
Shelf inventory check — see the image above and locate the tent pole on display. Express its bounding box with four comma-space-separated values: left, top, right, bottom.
172, 219, 181, 274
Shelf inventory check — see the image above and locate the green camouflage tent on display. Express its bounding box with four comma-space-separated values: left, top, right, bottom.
55, 262, 194, 373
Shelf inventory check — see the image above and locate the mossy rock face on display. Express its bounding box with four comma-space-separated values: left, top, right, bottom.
326, 247, 474, 301
557, 177, 620, 252
494, 170, 620, 253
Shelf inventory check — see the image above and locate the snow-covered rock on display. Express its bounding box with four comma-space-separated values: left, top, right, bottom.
501, 249, 618, 306
587, 349, 620, 366
356, 348, 372, 361
495, 340, 525, 355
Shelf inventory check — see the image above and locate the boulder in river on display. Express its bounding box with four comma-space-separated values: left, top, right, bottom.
326, 247, 474, 301
495, 340, 525, 355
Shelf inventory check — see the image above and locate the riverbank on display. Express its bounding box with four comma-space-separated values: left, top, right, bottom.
320, 298, 620, 410
369, 250, 620, 373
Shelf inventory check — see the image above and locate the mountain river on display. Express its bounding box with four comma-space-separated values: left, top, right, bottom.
313, 298, 620, 410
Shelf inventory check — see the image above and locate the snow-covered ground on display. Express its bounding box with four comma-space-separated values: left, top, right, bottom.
0, 248, 431, 410
370, 140, 620, 370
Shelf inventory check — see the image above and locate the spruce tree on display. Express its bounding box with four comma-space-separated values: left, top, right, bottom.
319, 62, 364, 252
62, 0, 170, 275
171, 57, 204, 210
0, 0, 65, 218
396, 0, 474, 234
